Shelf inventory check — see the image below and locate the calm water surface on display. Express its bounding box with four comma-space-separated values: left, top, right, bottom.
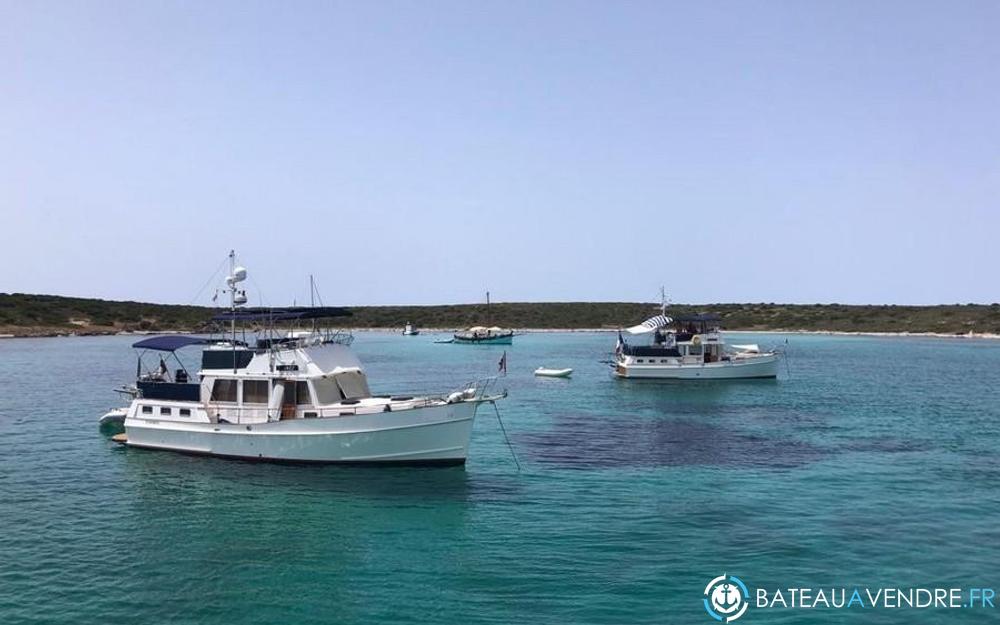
1, 332, 998, 624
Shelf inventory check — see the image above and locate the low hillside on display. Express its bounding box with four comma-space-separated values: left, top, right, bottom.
1, 293, 999, 336
0, 294, 213, 336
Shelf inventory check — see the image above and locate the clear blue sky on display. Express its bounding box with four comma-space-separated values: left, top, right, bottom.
2, 1, 998, 306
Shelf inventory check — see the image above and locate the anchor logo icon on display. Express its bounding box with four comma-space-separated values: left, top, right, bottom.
716, 584, 740, 610
704, 574, 749, 622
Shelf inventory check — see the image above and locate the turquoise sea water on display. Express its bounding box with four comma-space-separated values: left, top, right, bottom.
1, 332, 998, 624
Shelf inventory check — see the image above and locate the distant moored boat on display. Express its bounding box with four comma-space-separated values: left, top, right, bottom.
454, 326, 514, 344
534, 367, 572, 378
453, 291, 514, 345
613, 288, 780, 380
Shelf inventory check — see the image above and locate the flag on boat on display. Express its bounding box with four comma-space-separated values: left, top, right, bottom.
625, 314, 672, 335
498, 351, 507, 375
615, 331, 626, 357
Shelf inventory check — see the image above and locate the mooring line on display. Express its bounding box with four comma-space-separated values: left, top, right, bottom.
491, 401, 521, 471
784, 338, 792, 380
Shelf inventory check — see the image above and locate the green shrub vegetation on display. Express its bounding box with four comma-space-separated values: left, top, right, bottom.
2, 293, 999, 336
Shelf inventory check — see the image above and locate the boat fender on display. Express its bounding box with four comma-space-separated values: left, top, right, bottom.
692, 335, 702, 345
462, 387, 477, 400
447, 392, 464, 404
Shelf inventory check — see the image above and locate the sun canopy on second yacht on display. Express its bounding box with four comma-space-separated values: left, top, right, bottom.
625, 314, 672, 335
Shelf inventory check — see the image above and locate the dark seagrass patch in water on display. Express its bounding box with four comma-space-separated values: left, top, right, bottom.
518, 415, 829, 469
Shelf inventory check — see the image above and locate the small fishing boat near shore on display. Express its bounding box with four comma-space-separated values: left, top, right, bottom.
102, 252, 505, 465
453, 291, 514, 345
403, 323, 420, 336
613, 290, 779, 380
454, 325, 514, 344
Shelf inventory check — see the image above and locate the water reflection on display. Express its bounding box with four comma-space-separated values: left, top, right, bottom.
119, 447, 525, 505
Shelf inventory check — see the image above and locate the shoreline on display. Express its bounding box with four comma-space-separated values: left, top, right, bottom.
366, 328, 1000, 340
3, 328, 999, 340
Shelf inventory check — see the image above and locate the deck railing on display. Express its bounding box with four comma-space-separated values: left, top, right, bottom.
202, 377, 501, 424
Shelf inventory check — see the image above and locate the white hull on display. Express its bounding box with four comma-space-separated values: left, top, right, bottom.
99, 407, 128, 427
534, 368, 573, 378
124, 400, 481, 464
615, 354, 779, 379
453, 333, 513, 345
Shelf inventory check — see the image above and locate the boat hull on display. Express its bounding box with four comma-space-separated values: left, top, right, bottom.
534, 368, 573, 378
98, 408, 128, 434
123, 401, 480, 464
452, 335, 513, 345
614, 354, 780, 379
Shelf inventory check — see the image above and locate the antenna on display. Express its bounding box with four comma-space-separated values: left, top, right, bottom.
229, 250, 236, 371
310, 274, 316, 332
225, 250, 248, 372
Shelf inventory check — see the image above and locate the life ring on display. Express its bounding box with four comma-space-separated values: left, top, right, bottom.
692, 335, 702, 345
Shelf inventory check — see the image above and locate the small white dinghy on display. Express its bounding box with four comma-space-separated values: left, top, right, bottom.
99, 407, 128, 429
534, 367, 573, 378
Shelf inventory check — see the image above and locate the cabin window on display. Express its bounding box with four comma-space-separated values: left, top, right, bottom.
141, 405, 153, 414
296, 381, 312, 406
312, 377, 344, 405
210, 379, 238, 402
160, 407, 171, 416
335, 372, 371, 400
179, 408, 191, 417
243, 380, 269, 404
637, 359, 644, 364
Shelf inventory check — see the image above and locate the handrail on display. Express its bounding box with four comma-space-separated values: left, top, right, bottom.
192, 377, 503, 425
203, 391, 466, 424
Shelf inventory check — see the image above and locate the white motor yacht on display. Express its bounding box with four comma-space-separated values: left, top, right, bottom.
109, 253, 504, 465
613, 296, 779, 379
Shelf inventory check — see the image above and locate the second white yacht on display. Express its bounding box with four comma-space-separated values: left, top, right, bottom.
613, 300, 779, 380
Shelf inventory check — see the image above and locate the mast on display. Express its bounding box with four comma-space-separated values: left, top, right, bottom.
229, 250, 237, 372
486, 290, 491, 325
310, 274, 316, 332
660, 286, 667, 317
225, 250, 248, 372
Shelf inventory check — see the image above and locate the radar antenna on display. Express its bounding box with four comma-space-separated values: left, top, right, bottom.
225, 250, 248, 371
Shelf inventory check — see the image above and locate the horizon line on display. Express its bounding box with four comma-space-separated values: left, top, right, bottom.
3, 291, 999, 308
